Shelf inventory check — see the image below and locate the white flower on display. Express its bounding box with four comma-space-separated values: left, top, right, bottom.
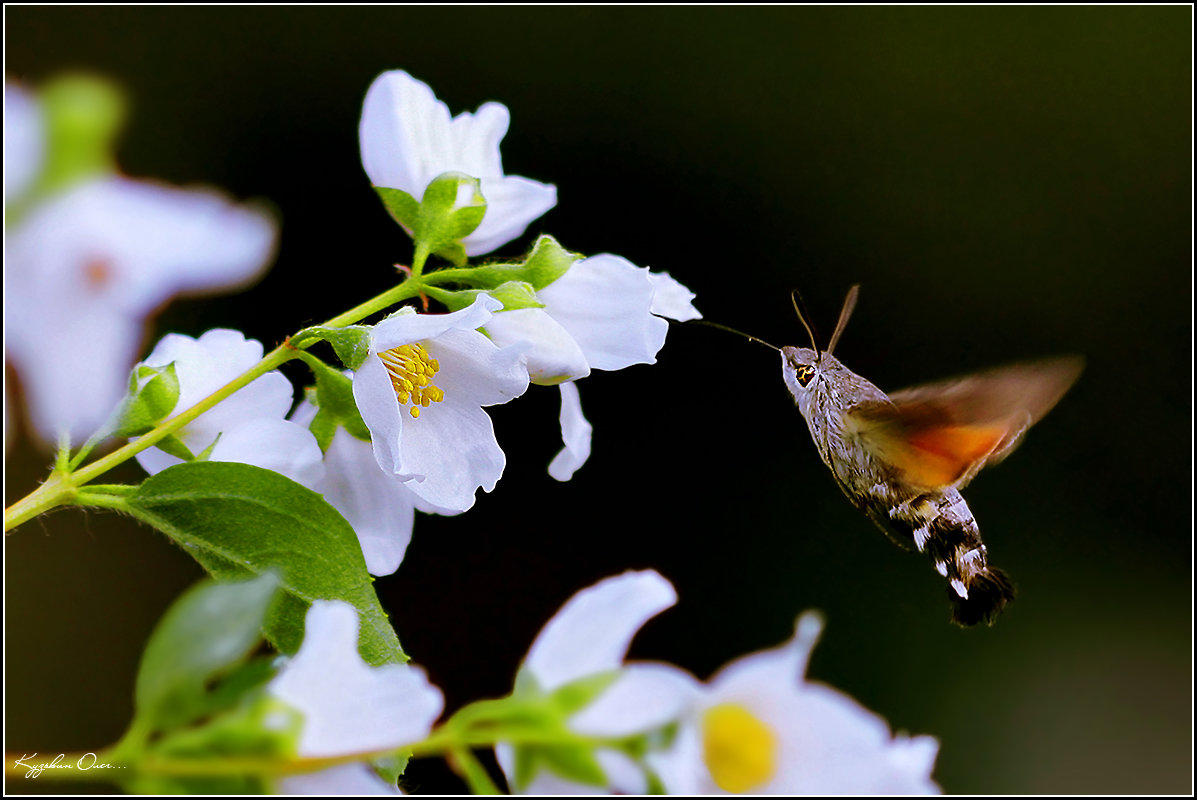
353, 295, 529, 512
653, 614, 942, 795
134, 329, 323, 486
359, 70, 557, 256
269, 601, 443, 792
497, 570, 699, 795
4, 176, 276, 444
291, 399, 460, 578
483, 255, 700, 480
4, 82, 43, 203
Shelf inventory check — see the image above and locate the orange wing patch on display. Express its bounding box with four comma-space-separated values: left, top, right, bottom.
899, 424, 1009, 488
848, 357, 1082, 491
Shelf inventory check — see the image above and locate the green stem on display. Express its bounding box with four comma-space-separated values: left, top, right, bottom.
448, 746, 502, 795
410, 241, 431, 279
5, 276, 428, 533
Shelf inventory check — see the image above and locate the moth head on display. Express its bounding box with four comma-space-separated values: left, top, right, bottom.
782, 345, 821, 399
782, 285, 860, 406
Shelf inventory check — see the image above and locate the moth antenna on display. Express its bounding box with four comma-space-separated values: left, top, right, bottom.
826, 284, 860, 356
790, 290, 822, 353
686, 319, 780, 352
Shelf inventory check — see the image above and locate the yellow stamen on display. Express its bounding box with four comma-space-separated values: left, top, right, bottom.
702, 704, 778, 793
378, 343, 445, 420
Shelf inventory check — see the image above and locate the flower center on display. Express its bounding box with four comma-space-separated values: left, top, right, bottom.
702, 703, 778, 793
378, 343, 444, 419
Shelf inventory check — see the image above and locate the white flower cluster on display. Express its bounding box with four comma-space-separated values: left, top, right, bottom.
5, 72, 941, 794
268, 572, 940, 794
16, 70, 694, 577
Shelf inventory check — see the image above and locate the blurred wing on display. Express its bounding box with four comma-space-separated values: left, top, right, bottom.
846, 356, 1083, 491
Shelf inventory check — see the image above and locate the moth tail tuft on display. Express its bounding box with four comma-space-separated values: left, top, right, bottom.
949, 567, 1016, 627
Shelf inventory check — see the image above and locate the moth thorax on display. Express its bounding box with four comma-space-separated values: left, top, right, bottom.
378, 343, 444, 418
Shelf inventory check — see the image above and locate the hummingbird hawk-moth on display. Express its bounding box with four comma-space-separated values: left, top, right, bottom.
779, 285, 1082, 626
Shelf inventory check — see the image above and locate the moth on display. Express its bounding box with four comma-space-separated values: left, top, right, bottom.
778, 286, 1082, 626
700, 287, 1082, 626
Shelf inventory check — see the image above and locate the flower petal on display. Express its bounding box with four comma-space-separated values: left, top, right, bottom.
134, 329, 296, 471
315, 423, 419, 577
523, 570, 676, 691
539, 254, 668, 371
359, 70, 453, 194
466, 176, 558, 256
547, 381, 592, 482
268, 601, 443, 758
707, 612, 823, 695
206, 418, 326, 488
391, 397, 507, 511
484, 308, 590, 386
569, 663, 700, 738
4, 82, 43, 203
648, 271, 702, 322
7, 302, 140, 443
369, 294, 501, 352
447, 100, 509, 180
426, 326, 530, 409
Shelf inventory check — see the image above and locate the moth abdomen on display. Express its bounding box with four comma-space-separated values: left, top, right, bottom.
884, 490, 1015, 627
946, 565, 1015, 627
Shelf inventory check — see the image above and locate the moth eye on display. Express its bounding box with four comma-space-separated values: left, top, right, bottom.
794, 364, 816, 387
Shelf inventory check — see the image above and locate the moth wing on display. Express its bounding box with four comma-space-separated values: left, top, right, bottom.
845, 356, 1083, 491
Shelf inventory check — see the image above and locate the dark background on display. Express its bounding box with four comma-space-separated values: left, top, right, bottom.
5, 7, 1191, 794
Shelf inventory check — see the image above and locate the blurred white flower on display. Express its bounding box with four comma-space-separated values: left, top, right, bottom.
359, 69, 557, 256
483, 256, 700, 480
269, 601, 443, 793
497, 570, 699, 794
497, 571, 939, 795
652, 614, 942, 795
4, 82, 43, 203
133, 329, 323, 486
4, 177, 276, 444
352, 295, 529, 512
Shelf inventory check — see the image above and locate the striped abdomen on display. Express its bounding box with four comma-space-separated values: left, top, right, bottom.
867, 489, 1014, 626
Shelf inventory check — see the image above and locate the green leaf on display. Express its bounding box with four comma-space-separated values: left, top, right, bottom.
516, 744, 608, 791
292, 325, 372, 372
550, 671, 620, 715
133, 574, 279, 733
154, 433, 197, 462
372, 751, 411, 787
374, 186, 420, 231
308, 407, 339, 453
417, 172, 487, 266
125, 462, 405, 666
375, 175, 487, 266
151, 694, 302, 759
